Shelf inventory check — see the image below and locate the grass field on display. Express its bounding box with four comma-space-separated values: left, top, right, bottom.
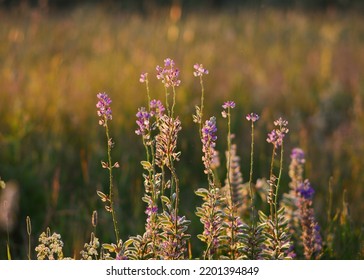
0, 4, 363, 259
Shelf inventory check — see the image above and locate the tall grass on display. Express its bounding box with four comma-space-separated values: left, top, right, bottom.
0, 5, 363, 259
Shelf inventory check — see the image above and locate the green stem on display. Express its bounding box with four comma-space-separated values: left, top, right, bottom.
169, 162, 179, 236
226, 108, 233, 208
274, 141, 284, 232
226, 108, 235, 260
248, 121, 256, 223
165, 87, 171, 117
269, 146, 276, 219
105, 121, 120, 243
199, 76, 205, 138
145, 78, 151, 111
171, 86, 176, 118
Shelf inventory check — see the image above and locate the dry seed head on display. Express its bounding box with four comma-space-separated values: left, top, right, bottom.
92, 211, 98, 228
26, 216, 31, 235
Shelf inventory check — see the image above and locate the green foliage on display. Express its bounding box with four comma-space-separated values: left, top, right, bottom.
258, 208, 293, 260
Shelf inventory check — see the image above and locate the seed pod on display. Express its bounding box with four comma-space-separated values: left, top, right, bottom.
92, 211, 98, 228
26, 216, 32, 235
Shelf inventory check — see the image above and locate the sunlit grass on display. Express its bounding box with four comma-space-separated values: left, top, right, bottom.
0, 5, 363, 259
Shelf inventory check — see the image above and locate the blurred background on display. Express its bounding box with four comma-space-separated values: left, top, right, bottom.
0, 0, 363, 259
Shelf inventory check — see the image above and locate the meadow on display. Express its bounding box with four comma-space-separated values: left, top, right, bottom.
0, 4, 363, 259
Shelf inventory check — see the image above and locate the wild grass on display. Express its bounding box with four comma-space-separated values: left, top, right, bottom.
0, 5, 363, 259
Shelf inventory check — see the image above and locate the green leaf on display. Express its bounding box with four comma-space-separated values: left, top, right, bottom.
6, 243, 11, 260
123, 239, 134, 248
195, 188, 209, 197
197, 234, 207, 242
102, 243, 116, 252
160, 195, 171, 205
140, 161, 152, 171
258, 210, 268, 221
96, 191, 108, 202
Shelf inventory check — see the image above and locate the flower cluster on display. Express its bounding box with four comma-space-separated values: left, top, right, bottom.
201, 117, 218, 174
139, 72, 148, 83
297, 180, 323, 259
80, 233, 100, 260
246, 113, 259, 122
149, 99, 165, 118
96, 92, 112, 126
221, 101, 235, 118
90, 58, 329, 261
297, 179, 315, 200
35, 228, 64, 260
155, 115, 182, 168
291, 148, 305, 165
135, 107, 151, 138
156, 58, 181, 87
266, 117, 289, 148
193, 63, 209, 77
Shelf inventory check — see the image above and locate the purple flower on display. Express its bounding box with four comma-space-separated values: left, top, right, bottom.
96, 92, 112, 126
246, 112, 259, 122
222, 101, 236, 109
193, 63, 209, 77
221, 101, 235, 118
156, 58, 181, 87
266, 117, 289, 148
274, 117, 288, 127
266, 130, 280, 146
139, 72, 148, 83
135, 107, 151, 137
149, 99, 165, 118
202, 117, 218, 146
291, 148, 305, 165
145, 205, 158, 216
297, 179, 315, 200
201, 117, 218, 174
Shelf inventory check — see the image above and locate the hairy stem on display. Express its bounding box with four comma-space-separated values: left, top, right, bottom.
199, 76, 205, 138
105, 122, 120, 243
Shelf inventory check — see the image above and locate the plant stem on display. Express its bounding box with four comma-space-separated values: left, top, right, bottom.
269, 146, 276, 219
199, 76, 205, 138
226, 108, 233, 208
274, 141, 284, 236
105, 122, 120, 243
171, 86, 176, 118
248, 121, 256, 223
165, 87, 171, 117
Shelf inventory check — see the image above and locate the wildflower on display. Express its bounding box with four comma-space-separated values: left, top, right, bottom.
201, 117, 218, 174
222, 101, 236, 109
246, 113, 259, 122
193, 63, 209, 77
297, 179, 323, 259
149, 99, 165, 118
135, 107, 151, 138
35, 228, 64, 260
291, 148, 305, 165
96, 92, 112, 126
80, 233, 100, 260
155, 115, 182, 168
266, 117, 289, 148
288, 147, 306, 191
297, 179, 315, 200
221, 101, 235, 118
156, 58, 181, 87
222, 143, 247, 213
139, 72, 148, 83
